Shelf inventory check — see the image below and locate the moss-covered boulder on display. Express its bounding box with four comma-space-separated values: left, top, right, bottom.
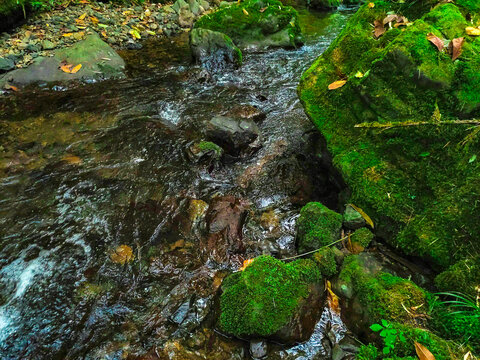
434, 255, 480, 297
313, 246, 338, 276
298, 0, 480, 272
296, 202, 343, 253
350, 227, 374, 248
194, 0, 302, 51
219, 255, 324, 344
0, 33, 125, 87
190, 28, 242, 70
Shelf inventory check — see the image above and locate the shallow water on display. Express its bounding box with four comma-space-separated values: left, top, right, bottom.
0, 7, 355, 359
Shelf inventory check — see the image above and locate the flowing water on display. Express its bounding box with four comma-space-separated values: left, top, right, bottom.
0, 7, 356, 359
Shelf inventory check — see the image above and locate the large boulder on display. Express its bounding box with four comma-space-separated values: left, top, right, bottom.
193, 0, 303, 51
0, 32, 125, 87
190, 28, 242, 71
298, 0, 480, 273
219, 255, 324, 344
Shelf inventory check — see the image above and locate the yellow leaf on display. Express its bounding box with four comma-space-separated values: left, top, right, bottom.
414, 342, 436, 360
326, 280, 341, 314
289, 21, 295, 27
129, 28, 141, 39
368, 2, 375, 8
78, 12, 87, 20
70, 64, 82, 74
349, 203, 375, 228
90, 16, 99, 24
101, 30, 108, 38
146, 30, 156, 36
110, 245, 134, 264
355, 71, 364, 78
62, 154, 82, 164
328, 80, 347, 90
60, 64, 74, 73
145, 8, 151, 16
62, 33, 74, 37
466, 27, 480, 36
239, 258, 255, 271
243, 8, 249, 15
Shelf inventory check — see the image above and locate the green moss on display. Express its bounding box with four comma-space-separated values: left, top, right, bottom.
434, 256, 480, 297
194, 0, 302, 49
357, 344, 379, 360
196, 141, 223, 154
219, 255, 321, 337
339, 255, 427, 324
298, 0, 480, 268
296, 202, 342, 253
313, 247, 337, 277
350, 227, 374, 247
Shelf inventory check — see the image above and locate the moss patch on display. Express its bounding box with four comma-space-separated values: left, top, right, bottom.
219, 255, 321, 338
296, 202, 342, 253
350, 227, 374, 248
313, 246, 337, 277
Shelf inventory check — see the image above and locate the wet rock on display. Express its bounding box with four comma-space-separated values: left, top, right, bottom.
187, 141, 223, 163
206, 115, 261, 156
194, 0, 303, 51
206, 196, 248, 236
250, 340, 268, 359
296, 202, 342, 253
225, 104, 266, 123
343, 204, 365, 230
190, 28, 242, 71
0, 33, 125, 87
219, 256, 325, 344
179, 7, 195, 28
0, 57, 15, 72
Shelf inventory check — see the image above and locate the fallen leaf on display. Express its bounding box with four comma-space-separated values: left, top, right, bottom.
78, 13, 87, 20
62, 32, 74, 37
383, 14, 398, 25
466, 26, 480, 36
145, 9, 151, 17
239, 258, 255, 271
349, 203, 375, 228
243, 8, 249, 15
4, 84, 19, 92
450, 37, 464, 60
289, 21, 295, 27
368, 2, 375, 8
90, 16, 99, 24
60, 63, 74, 73
328, 79, 347, 90
101, 30, 108, 38
347, 234, 365, 254
427, 33, 444, 51
259, 6, 267, 12
62, 154, 82, 164
110, 245, 134, 264
414, 342, 436, 360
129, 28, 141, 39
374, 20, 385, 38
326, 280, 341, 314
355, 71, 364, 78
71, 64, 82, 73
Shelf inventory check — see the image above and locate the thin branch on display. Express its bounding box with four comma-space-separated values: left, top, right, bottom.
280, 235, 348, 262
355, 120, 480, 129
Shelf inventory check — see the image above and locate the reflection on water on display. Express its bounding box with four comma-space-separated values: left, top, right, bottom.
0, 7, 354, 359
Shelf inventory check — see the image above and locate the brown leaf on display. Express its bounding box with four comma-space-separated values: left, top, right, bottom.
347, 234, 365, 254
259, 6, 267, 12
328, 80, 347, 90
61, 154, 82, 164
383, 14, 398, 25
326, 280, 341, 314
110, 245, 134, 264
414, 342, 436, 360
451, 37, 464, 61
427, 33, 444, 51
374, 20, 385, 38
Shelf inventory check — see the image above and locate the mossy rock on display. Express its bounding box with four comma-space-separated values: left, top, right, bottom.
219, 255, 324, 343
296, 202, 343, 253
298, 0, 480, 269
194, 0, 302, 51
313, 246, 338, 277
350, 227, 374, 248
434, 255, 480, 297
337, 254, 428, 324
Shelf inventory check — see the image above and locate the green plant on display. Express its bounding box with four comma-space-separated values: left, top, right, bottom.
436, 291, 480, 318
371, 319, 407, 356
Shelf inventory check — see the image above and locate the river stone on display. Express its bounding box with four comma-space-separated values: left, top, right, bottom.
0, 57, 15, 72
250, 340, 268, 359
343, 204, 365, 230
172, 0, 189, 14
0, 32, 125, 87
178, 7, 195, 27
190, 28, 242, 71
206, 115, 261, 156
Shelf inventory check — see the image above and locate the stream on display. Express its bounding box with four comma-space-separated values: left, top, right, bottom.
0, 6, 357, 359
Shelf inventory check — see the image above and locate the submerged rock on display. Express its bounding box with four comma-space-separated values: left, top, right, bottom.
219, 255, 324, 344
0, 32, 125, 87
193, 0, 303, 51
298, 0, 480, 272
190, 28, 242, 71
206, 115, 261, 156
